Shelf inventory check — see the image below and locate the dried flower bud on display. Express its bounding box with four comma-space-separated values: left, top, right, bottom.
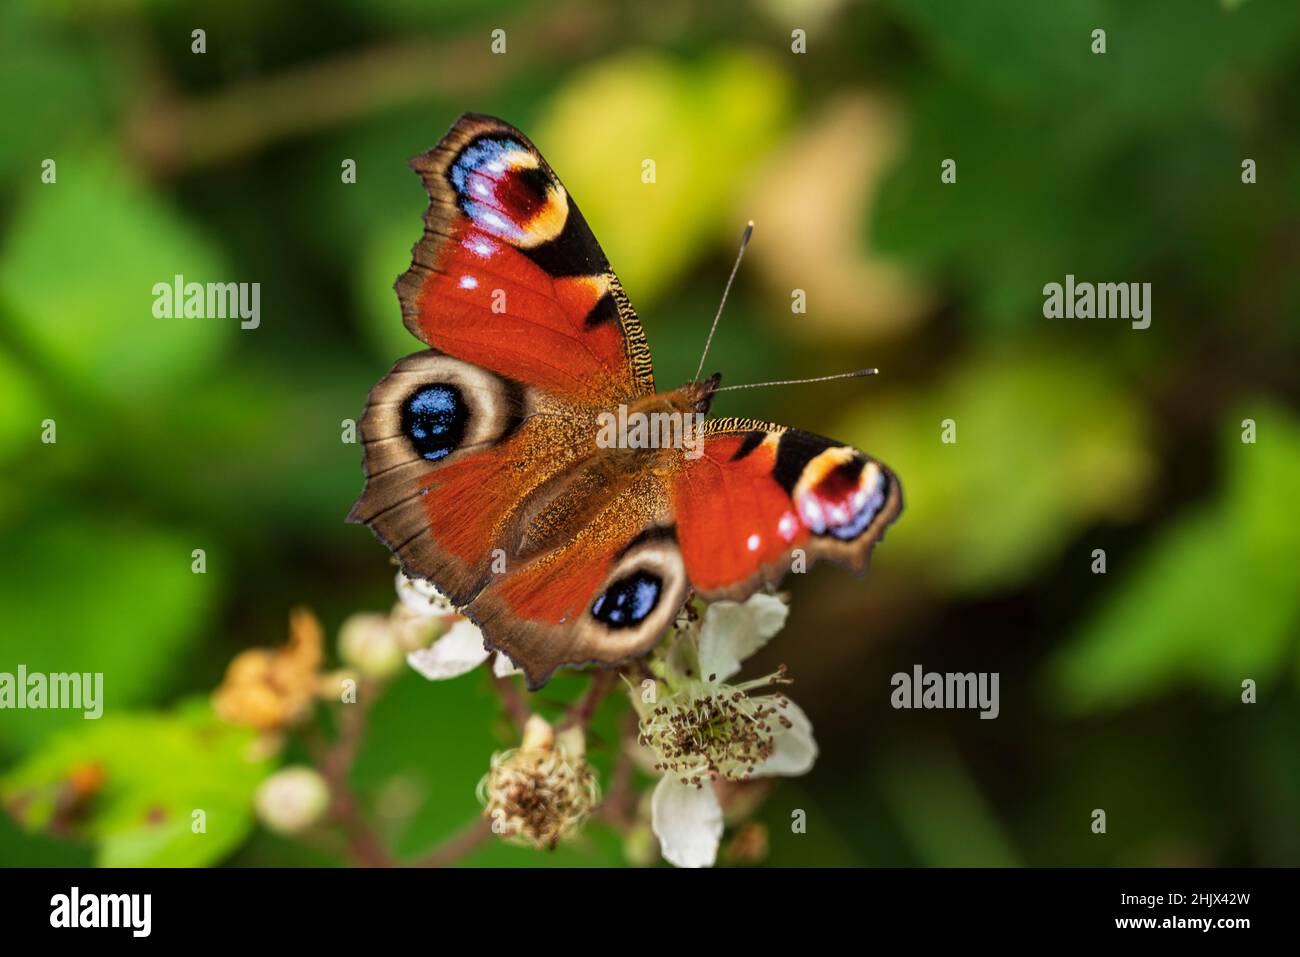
213, 607, 323, 731
477, 717, 599, 851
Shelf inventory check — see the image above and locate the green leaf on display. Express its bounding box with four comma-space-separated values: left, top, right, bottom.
873, 0, 1300, 331
352, 667, 629, 865
1050, 403, 1300, 711
350, 668, 502, 859
0, 515, 219, 751
0, 797, 93, 866
877, 742, 1019, 867
1, 699, 271, 867
0, 5, 108, 185
885, 0, 1300, 110
884, 0, 1103, 104
0, 346, 45, 464
356, 220, 429, 360
0, 150, 233, 401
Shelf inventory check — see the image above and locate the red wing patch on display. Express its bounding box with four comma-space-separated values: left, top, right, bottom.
673, 424, 902, 601
674, 433, 809, 595
413, 233, 632, 399
395, 113, 655, 403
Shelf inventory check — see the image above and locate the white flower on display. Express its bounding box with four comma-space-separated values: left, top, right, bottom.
395, 571, 455, 616
634, 593, 817, 869
396, 573, 519, 680
406, 618, 519, 680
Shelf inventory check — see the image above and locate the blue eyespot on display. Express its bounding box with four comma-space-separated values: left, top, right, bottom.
591, 571, 661, 629
401, 385, 467, 462
831, 466, 888, 541
450, 137, 526, 194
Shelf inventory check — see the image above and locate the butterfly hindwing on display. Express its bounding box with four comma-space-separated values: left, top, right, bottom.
464, 485, 688, 689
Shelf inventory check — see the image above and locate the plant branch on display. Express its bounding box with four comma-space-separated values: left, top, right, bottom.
488, 665, 531, 734
315, 678, 394, 867
563, 668, 618, 730
413, 817, 493, 868
126, 1, 613, 176
601, 709, 641, 829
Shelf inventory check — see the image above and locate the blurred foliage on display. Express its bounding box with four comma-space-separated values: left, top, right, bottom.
0, 517, 216, 751
536, 49, 793, 304
0, 152, 233, 400
839, 348, 1155, 592
1052, 403, 1300, 712
1, 699, 269, 866
0, 0, 1298, 867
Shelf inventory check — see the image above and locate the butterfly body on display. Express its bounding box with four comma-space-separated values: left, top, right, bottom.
350, 113, 902, 688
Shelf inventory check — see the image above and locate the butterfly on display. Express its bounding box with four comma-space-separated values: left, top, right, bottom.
348, 113, 903, 689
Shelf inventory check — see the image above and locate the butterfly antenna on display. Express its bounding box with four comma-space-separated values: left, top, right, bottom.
711, 368, 879, 393
694, 220, 754, 382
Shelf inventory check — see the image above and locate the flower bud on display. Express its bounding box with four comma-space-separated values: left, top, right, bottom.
254, 766, 330, 835
623, 822, 658, 867
520, 713, 555, 751
338, 612, 404, 679
389, 602, 447, 653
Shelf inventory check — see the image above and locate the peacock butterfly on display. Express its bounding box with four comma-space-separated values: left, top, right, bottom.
348, 113, 903, 688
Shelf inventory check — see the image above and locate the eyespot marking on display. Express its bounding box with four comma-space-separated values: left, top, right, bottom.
401, 384, 468, 462
448, 136, 567, 246
794, 451, 889, 541
591, 571, 662, 628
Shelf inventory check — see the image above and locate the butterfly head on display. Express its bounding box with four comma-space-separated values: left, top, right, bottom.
678, 372, 722, 416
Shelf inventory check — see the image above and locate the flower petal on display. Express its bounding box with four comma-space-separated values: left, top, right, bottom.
651, 775, 724, 869
389, 602, 444, 653
697, 594, 789, 683
751, 696, 817, 777
491, 650, 521, 677
395, 572, 455, 617
663, 625, 701, 689
405, 619, 489, 680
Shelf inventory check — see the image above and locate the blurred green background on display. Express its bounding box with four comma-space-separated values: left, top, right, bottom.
2, 0, 1299, 867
